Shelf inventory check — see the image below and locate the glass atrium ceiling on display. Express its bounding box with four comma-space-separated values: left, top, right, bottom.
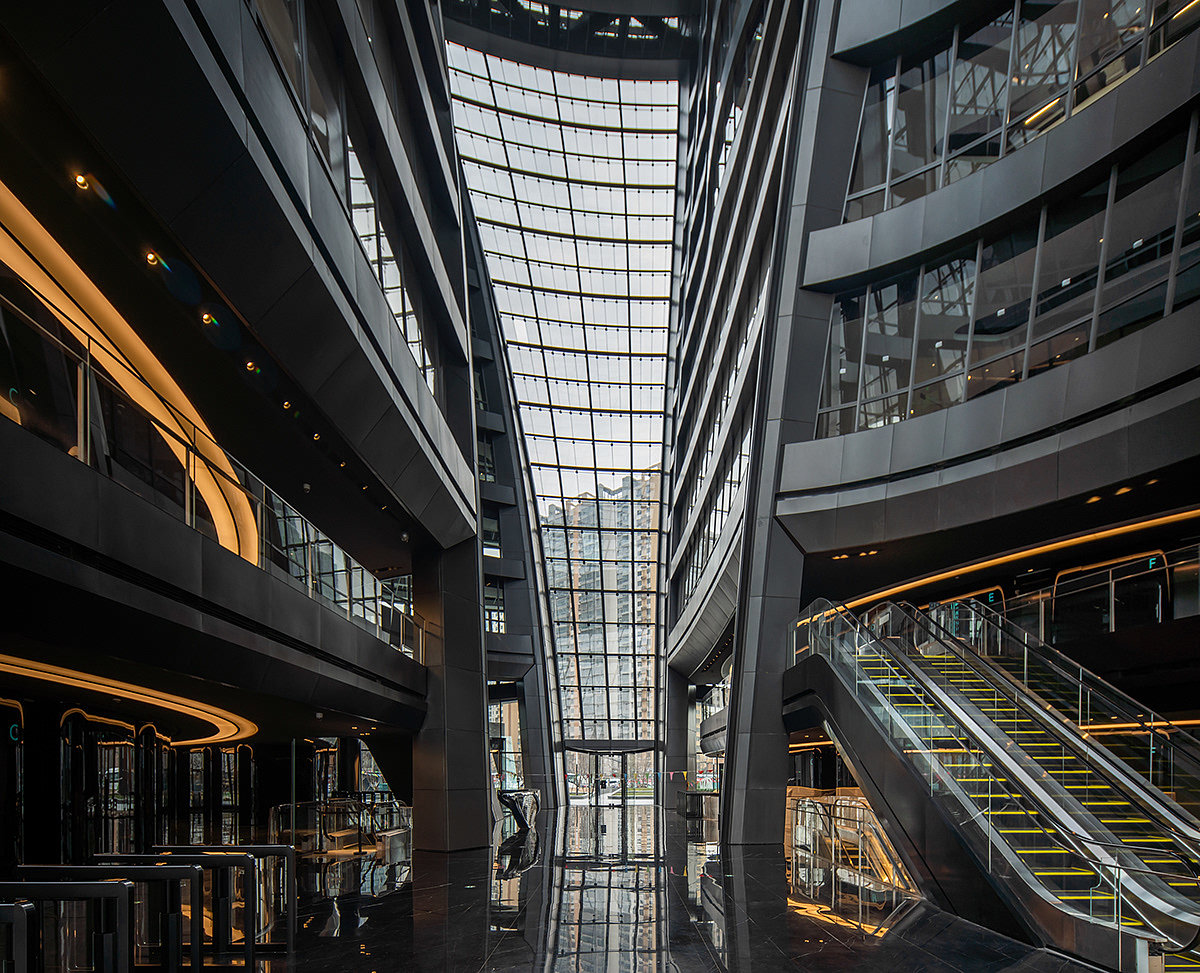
447, 44, 678, 746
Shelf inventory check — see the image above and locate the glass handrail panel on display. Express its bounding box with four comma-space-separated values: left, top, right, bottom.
931, 598, 1200, 822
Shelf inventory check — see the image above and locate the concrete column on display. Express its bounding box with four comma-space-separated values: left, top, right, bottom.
412, 539, 493, 850
663, 668, 689, 810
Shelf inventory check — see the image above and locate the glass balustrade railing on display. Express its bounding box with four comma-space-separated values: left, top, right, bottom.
793, 599, 1200, 958
926, 598, 1200, 828
0, 283, 423, 661
868, 602, 1200, 884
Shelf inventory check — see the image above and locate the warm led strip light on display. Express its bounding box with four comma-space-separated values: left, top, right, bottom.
842, 507, 1200, 612
0, 653, 257, 745
0, 178, 258, 561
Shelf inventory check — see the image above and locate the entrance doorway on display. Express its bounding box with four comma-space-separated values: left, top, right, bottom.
564, 749, 655, 806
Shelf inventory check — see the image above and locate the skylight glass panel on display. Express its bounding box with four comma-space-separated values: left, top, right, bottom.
448, 43, 677, 754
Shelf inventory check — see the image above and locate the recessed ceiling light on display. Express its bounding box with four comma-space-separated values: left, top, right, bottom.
146, 251, 159, 265
201, 312, 214, 324
245, 360, 256, 371
74, 174, 89, 189
1086, 495, 1101, 504
312, 432, 320, 441
282, 400, 291, 410
1115, 486, 1131, 495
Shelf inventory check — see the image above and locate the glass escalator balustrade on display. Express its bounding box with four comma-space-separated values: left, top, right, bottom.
930, 598, 1200, 826
797, 597, 1200, 964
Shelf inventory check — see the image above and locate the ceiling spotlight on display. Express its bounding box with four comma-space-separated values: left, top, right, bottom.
312, 432, 320, 441
362, 484, 368, 491
1086, 495, 1101, 504
74, 174, 89, 190
245, 360, 256, 371
201, 312, 214, 325
1147, 478, 1159, 485
282, 400, 291, 410
146, 251, 159, 266
1115, 486, 1131, 495
401, 531, 410, 542
339, 460, 346, 468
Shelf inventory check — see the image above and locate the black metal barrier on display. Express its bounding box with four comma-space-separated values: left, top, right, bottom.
18, 865, 203, 973
0, 901, 36, 973
0, 881, 134, 973
152, 845, 296, 955
97, 854, 256, 969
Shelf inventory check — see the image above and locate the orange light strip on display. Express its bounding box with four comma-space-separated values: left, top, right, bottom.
842, 508, 1200, 612
0, 653, 256, 745
0, 179, 258, 561
1079, 718, 1200, 733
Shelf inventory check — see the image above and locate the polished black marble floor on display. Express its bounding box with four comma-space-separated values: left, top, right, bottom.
289, 806, 1102, 973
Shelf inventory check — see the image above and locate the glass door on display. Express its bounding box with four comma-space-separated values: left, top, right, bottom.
565, 750, 656, 806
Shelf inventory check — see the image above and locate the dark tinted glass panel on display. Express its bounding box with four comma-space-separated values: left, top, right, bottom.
1025, 320, 1090, 375
1053, 581, 1110, 643
860, 273, 918, 402
965, 349, 1025, 399
1073, 0, 1144, 110
1096, 133, 1184, 344
858, 393, 906, 430
914, 252, 974, 382
255, 0, 302, 96
844, 189, 885, 222
890, 168, 940, 207
909, 374, 965, 416
1010, 0, 1077, 121
1171, 125, 1200, 311
820, 292, 864, 409
848, 71, 895, 195
891, 47, 952, 180
1113, 565, 1166, 628
948, 13, 1014, 157
306, 18, 345, 190
972, 225, 1039, 363
944, 135, 1002, 185
1148, 0, 1200, 57
816, 406, 857, 437
1033, 177, 1108, 339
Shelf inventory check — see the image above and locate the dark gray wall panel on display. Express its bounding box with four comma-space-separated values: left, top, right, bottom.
777, 308, 1200, 553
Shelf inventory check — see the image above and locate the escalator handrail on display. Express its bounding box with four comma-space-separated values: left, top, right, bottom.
800, 598, 1200, 952
886, 599, 1200, 863
941, 597, 1200, 812
944, 597, 1200, 759
911, 599, 1200, 839
863, 601, 1200, 889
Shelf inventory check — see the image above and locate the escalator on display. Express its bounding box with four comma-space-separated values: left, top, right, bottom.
783, 598, 1200, 972
924, 598, 1200, 825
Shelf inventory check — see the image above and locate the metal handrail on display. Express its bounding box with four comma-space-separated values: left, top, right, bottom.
0, 288, 424, 662
790, 794, 917, 897
796, 598, 1200, 954
939, 597, 1200, 756
18, 864, 204, 973
0, 881, 135, 973
885, 600, 1200, 855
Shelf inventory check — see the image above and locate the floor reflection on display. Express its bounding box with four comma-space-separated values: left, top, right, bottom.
288, 804, 1103, 973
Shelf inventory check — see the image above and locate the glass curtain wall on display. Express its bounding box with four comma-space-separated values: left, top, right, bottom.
447, 47, 677, 772
842, 0, 1200, 220
816, 113, 1198, 437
